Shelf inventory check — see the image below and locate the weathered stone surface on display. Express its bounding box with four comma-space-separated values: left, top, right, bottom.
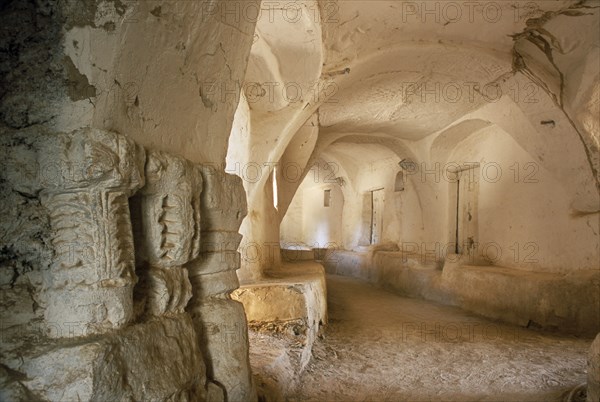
233, 262, 328, 371
0, 364, 39, 402
235, 284, 309, 324
198, 166, 247, 232
1, 138, 255, 400
1, 1, 598, 401
0, 129, 53, 344
183, 163, 255, 401
190, 300, 254, 402
206, 381, 225, 402
11, 315, 206, 401
1, 0, 259, 399
131, 150, 201, 317
0, 131, 256, 401
0, 128, 43, 194
200, 232, 244, 253
325, 250, 600, 335
0, 0, 70, 129
324, 250, 373, 281
35, 128, 145, 337
188, 270, 240, 300
36, 128, 145, 193
0, 132, 64, 402
187, 261, 253, 401
134, 150, 202, 267
1, 128, 145, 338
589, 334, 600, 402
185, 231, 243, 277
186, 251, 240, 276
134, 266, 193, 317
281, 247, 315, 262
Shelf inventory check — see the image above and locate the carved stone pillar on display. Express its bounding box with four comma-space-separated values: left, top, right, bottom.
186, 166, 255, 402
37, 128, 145, 337
130, 150, 201, 317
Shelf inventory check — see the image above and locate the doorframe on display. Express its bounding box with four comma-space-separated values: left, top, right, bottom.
369, 187, 385, 245
447, 163, 479, 255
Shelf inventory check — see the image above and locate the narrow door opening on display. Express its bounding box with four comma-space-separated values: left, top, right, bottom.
455, 179, 460, 254
451, 165, 479, 256
272, 166, 278, 210
370, 188, 384, 245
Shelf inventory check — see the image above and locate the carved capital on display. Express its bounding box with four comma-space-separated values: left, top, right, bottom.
36, 128, 145, 337
130, 151, 202, 317
38, 128, 144, 193
134, 151, 202, 267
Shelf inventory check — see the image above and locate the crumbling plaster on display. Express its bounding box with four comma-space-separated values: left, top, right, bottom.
61, 0, 258, 164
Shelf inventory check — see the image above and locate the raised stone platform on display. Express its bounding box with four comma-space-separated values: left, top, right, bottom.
280, 245, 315, 262
232, 261, 327, 372
324, 250, 599, 336
232, 261, 327, 400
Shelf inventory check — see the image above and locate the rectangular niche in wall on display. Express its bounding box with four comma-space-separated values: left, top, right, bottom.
395, 171, 405, 191
324, 189, 331, 207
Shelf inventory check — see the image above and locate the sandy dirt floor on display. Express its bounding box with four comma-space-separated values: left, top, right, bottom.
250, 275, 592, 402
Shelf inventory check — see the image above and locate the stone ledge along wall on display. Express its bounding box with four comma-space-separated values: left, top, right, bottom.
0, 128, 255, 401
322, 249, 600, 336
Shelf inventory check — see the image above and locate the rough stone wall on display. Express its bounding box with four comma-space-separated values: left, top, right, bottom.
322, 249, 600, 336
1, 1, 258, 400
589, 333, 600, 402
187, 165, 255, 401
1, 129, 255, 401
131, 150, 201, 319
0, 0, 257, 164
